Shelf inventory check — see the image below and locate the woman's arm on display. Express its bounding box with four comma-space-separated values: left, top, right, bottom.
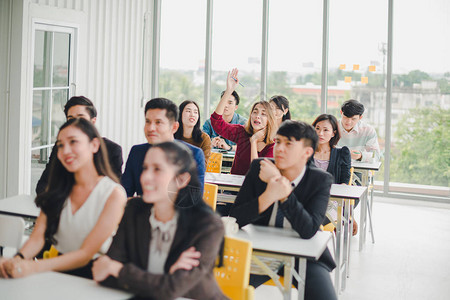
249, 130, 266, 161
0, 211, 47, 277
7, 187, 126, 278
200, 133, 212, 164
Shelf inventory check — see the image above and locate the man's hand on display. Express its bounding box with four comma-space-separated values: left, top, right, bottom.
350, 149, 362, 160
212, 136, 231, 150
259, 159, 281, 183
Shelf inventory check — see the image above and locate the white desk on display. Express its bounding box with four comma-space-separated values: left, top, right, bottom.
205, 172, 245, 192
352, 161, 381, 250
237, 225, 332, 300
0, 194, 40, 219
329, 184, 367, 294
0, 271, 133, 300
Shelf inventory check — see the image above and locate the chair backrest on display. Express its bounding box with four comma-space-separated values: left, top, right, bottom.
207, 152, 223, 173
0, 215, 25, 250
203, 183, 218, 211
214, 236, 254, 300
348, 167, 355, 185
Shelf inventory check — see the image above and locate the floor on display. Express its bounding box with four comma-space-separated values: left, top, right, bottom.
255, 196, 450, 300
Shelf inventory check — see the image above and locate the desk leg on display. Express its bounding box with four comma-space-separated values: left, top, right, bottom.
347, 199, 355, 278
282, 257, 294, 300
341, 199, 350, 291
359, 170, 369, 251
334, 201, 343, 294
295, 258, 306, 300
368, 171, 375, 244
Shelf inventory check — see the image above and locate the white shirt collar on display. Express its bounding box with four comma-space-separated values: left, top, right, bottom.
340, 119, 361, 134
149, 207, 178, 232
291, 165, 306, 188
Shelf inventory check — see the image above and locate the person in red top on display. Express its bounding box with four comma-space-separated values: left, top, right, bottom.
210, 68, 277, 176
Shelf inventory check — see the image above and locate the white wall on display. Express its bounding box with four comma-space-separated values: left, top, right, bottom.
0, 0, 12, 198
3, 0, 152, 196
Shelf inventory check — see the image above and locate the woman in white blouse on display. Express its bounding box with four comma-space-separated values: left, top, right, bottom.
92, 141, 226, 300
0, 118, 126, 279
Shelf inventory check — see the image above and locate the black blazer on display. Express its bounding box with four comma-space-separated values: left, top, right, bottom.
35, 137, 123, 194
100, 198, 227, 300
230, 159, 335, 271
327, 146, 351, 184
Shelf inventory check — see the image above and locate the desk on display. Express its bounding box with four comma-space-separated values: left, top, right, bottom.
329, 184, 367, 294
205, 172, 244, 193
0, 194, 40, 219
352, 161, 381, 250
0, 271, 133, 300
237, 225, 332, 300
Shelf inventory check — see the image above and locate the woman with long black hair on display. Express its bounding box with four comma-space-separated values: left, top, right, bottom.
0, 118, 126, 279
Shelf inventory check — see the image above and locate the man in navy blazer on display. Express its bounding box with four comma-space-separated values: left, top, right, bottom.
230, 120, 337, 300
121, 98, 205, 197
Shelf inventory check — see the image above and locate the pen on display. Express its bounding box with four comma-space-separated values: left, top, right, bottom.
232, 76, 245, 87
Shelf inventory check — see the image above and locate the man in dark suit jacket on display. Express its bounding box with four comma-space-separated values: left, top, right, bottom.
121, 98, 205, 197
230, 120, 337, 300
36, 96, 123, 194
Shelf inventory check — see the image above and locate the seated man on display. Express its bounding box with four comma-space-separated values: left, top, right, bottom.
230, 120, 336, 300
36, 96, 123, 194
202, 90, 247, 152
337, 99, 381, 163
121, 98, 205, 197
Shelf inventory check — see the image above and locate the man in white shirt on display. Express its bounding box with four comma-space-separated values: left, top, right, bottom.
337, 99, 381, 163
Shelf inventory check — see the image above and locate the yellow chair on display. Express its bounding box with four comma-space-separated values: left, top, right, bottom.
43, 245, 59, 259
203, 183, 218, 211
207, 152, 223, 173
348, 167, 355, 185
214, 236, 254, 300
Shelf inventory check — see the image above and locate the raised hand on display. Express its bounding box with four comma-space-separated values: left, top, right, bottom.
226, 68, 239, 92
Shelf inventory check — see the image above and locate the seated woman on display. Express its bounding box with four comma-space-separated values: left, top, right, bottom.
210, 68, 277, 176
269, 95, 291, 126
92, 141, 226, 300
0, 118, 126, 279
312, 114, 357, 234
312, 114, 351, 184
174, 100, 212, 165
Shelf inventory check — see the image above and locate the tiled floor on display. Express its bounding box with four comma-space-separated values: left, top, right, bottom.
256, 197, 450, 299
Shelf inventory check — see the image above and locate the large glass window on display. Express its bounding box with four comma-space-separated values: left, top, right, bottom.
267, 0, 323, 123
389, 0, 449, 195
211, 0, 262, 119
31, 25, 74, 195
328, 0, 388, 188
159, 0, 206, 118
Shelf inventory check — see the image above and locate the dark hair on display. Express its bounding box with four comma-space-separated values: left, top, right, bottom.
144, 98, 178, 122
35, 118, 117, 245
270, 95, 291, 121
277, 120, 318, 152
174, 100, 203, 144
341, 99, 365, 117
312, 114, 340, 148
220, 90, 240, 106
151, 141, 204, 209
63, 96, 97, 119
